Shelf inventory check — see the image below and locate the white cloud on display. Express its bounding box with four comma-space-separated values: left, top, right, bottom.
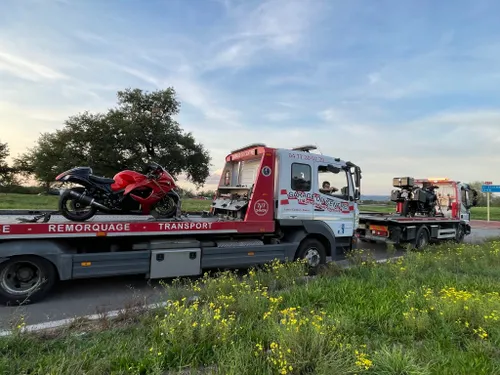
367, 73, 380, 85
166, 75, 242, 127
203, 0, 323, 71
0, 49, 68, 82
263, 112, 291, 122
73, 30, 110, 46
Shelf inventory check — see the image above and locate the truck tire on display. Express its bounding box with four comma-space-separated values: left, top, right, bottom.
0, 256, 56, 305
413, 226, 430, 250
295, 238, 327, 275
455, 224, 465, 243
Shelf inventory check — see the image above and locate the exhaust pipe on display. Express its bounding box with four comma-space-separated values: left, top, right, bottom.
66, 189, 110, 212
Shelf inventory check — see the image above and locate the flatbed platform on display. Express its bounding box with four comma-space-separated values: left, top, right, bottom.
359, 212, 462, 223
0, 214, 275, 240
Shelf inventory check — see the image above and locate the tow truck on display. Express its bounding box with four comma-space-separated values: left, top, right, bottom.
0, 144, 362, 304
356, 177, 478, 249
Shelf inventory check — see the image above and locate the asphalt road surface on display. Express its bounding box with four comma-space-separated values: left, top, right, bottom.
0, 219, 499, 330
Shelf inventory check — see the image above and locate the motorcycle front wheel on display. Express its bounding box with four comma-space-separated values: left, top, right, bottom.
59, 188, 98, 222
152, 195, 178, 219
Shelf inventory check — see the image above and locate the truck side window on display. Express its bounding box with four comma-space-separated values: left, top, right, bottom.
317, 165, 349, 200
291, 163, 311, 192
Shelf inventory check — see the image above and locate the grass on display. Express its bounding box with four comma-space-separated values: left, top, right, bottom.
1, 193, 499, 220
3, 240, 500, 374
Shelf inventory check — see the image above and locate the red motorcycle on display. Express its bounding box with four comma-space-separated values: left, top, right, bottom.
55, 162, 181, 222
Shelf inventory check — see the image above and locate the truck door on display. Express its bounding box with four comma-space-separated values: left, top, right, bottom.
459, 185, 476, 222
275, 153, 314, 220
313, 160, 355, 237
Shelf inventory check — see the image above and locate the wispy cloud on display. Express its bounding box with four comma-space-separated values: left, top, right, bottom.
263, 112, 291, 122
203, 0, 324, 71
0, 49, 67, 82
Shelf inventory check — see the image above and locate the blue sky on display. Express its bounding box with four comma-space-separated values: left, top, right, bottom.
1, 0, 500, 194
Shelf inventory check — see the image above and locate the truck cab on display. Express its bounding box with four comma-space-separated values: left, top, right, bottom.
210, 143, 362, 254
413, 178, 478, 222
274, 145, 362, 238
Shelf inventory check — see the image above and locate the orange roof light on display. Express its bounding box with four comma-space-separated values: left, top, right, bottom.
427, 177, 449, 181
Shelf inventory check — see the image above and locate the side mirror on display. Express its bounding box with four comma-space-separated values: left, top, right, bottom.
327, 164, 341, 174
354, 189, 361, 200
355, 167, 362, 188
472, 189, 478, 207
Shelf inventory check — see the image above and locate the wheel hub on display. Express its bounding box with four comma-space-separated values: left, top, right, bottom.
418, 233, 428, 248
17, 267, 34, 282
305, 247, 320, 267
156, 197, 175, 215
0, 261, 42, 296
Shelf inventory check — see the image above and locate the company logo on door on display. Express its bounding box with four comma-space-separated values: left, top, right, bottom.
286, 191, 350, 213
254, 199, 269, 216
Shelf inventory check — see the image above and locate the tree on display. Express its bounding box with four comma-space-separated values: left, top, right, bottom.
15, 88, 212, 188
465, 181, 500, 207
0, 141, 15, 186
14, 132, 71, 190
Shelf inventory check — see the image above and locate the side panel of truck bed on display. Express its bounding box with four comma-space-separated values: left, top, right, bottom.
0, 215, 275, 240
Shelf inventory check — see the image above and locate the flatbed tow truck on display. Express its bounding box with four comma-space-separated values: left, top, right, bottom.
0, 144, 362, 304
356, 177, 478, 249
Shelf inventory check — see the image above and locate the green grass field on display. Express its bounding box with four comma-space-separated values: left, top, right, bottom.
1, 193, 499, 220
3, 240, 500, 374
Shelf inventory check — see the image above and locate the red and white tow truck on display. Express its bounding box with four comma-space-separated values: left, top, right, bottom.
356, 177, 478, 248
0, 144, 362, 304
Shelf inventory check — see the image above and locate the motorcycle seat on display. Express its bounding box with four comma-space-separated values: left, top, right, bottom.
90, 175, 115, 184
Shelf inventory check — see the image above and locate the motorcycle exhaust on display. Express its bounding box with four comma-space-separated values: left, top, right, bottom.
66, 189, 110, 212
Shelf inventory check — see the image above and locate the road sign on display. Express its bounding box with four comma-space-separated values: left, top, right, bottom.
481, 185, 500, 193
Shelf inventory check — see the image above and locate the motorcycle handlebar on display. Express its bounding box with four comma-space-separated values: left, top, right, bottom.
146, 161, 176, 182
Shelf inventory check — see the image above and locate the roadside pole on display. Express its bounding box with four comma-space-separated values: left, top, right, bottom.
487, 192, 490, 222
482, 182, 499, 222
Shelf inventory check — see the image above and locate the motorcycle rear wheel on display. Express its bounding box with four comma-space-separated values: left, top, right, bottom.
59, 188, 98, 222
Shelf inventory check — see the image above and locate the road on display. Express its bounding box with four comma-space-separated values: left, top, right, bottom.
0, 220, 499, 330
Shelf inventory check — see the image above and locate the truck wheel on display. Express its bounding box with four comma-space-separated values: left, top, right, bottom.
455, 224, 465, 243
414, 226, 429, 250
295, 238, 327, 275
0, 256, 56, 305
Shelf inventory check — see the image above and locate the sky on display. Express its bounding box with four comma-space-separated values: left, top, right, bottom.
1, 0, 500, 195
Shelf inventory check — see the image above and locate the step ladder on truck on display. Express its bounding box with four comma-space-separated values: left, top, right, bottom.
0, 144, 362, 304
356, 177, 478, 249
